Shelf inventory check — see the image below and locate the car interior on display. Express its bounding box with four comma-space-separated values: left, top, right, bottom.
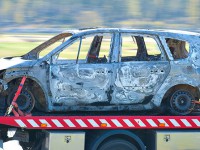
86, 35, 108, 63
121, 36, 162, 62
166, 38, 189, 59
86, 35, 162, 64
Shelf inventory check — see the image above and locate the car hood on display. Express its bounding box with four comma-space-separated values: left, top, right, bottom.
0, 57, 35, 70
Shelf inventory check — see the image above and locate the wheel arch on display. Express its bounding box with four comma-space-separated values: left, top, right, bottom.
7, 76, 49, 111
161, 84, 200, 105
91, 130, 146, 150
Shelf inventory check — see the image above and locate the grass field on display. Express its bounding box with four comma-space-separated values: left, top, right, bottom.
0, 42, 42, 57
0, 34, 160, 59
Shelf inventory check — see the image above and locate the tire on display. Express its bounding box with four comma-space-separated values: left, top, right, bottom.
7, 86, 35, 113
98, 138, 138, 150
169, 90, 195, 115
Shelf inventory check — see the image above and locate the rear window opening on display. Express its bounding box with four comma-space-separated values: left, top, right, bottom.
121, 34, 163, 62
165, 38, 190, 60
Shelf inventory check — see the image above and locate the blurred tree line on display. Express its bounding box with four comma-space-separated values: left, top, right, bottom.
0, 0, 200, 30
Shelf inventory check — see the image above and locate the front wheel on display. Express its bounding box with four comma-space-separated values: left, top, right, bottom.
169, 90, 195, 115
7, 86, 35, 113
98, 138, 138, 150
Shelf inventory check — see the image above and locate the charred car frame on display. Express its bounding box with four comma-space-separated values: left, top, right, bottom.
0, 28, 200, 115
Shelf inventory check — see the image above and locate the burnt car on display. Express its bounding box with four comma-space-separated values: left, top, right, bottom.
0, 28, 200, 115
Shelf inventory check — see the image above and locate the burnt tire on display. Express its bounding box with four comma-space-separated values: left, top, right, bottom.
169, 90, 195, 115
98, 138, 138, 150
7, 87, 35, 113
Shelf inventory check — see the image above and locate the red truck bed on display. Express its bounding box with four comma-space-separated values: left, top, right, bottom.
0, 116, 200, 129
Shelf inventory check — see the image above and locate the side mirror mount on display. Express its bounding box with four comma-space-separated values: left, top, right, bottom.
40, 60, 49, 69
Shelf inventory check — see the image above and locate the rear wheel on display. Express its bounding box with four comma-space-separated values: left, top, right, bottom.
169, 90, 195, 115
98, 138, 138, 150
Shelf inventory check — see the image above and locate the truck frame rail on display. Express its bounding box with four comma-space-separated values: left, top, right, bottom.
0, 116, 200, 129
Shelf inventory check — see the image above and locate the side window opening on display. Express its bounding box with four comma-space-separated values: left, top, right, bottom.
98, 35, 111, 61
121, 36, 138, 62
87, 35, 103, 63
55, 33, 111, 64
84, 34, 111, 64
121, 34, 162, 62
166, 38, 189, 60
78, 36, 94, 62
57, 39, 80, 61
144, 37, 161, 56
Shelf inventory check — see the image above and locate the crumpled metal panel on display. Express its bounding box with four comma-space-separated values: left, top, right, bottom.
50, 63, 112, 106
112, 61, 170, 104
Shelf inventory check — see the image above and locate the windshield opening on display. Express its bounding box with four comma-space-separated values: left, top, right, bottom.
22, 32, 72, 60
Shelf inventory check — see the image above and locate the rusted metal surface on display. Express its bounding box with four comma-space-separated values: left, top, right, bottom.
0, 28, 200, 115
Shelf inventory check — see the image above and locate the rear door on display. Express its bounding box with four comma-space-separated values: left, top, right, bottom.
111, 33, 170, 105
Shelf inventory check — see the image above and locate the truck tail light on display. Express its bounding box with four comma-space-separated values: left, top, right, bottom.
41, 123, 47, 127
159, 123, 165, 127
100, 123, 107, 127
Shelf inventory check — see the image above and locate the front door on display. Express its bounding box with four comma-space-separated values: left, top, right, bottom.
50, 33, 114, 106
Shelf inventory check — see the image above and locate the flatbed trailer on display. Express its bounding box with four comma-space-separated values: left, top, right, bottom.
0, 115, 200, 150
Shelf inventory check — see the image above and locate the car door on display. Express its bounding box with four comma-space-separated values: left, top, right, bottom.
49, 33, 115, 106
111, 33, 171, 105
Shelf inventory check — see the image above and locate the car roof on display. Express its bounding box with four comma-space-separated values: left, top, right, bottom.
63, 28, 200, 37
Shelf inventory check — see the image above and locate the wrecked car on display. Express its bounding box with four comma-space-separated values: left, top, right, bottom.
0, 28, 200, 115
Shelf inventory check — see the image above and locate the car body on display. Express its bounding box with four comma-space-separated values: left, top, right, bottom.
0, 28, 200, 115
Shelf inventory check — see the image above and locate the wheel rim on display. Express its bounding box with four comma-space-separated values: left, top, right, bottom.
17, 91, 33, 111
170, 90, 194, 115
7, 89, 35, 113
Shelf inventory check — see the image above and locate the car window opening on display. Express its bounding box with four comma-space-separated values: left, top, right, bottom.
86, 35, 111, 64
87, 35, 104, 63
121, 35, 162, 62
56, 34, 111, 64
166, 38, 189, 60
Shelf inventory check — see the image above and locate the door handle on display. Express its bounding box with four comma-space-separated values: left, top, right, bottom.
76, 82, 83, 86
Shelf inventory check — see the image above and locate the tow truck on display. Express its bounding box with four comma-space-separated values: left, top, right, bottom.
0, 111, 200, 150
0, 78, 199, 150
0, 28, 200, 150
